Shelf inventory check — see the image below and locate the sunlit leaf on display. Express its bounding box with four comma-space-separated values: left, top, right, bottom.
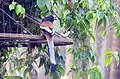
67, 48, 72, 53
104, 55, 113, 66
103, 51, 113, 56
82, 1, 87, 8
21, 7, 25, 18
103, 51, 113, 66
88, 31, 95, 42
102, 3, 107, 11
9, 2, 17, 10
5, 76, 23, 79
15, 4, 23, 15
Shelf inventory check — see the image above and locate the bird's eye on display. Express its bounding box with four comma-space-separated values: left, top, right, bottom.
54, 18, 57, 20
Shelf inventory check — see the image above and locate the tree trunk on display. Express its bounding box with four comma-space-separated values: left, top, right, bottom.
95, 25, 114, 79
105, 29, 114, 79
110, 35, 120, 79
109, 0, 120, 79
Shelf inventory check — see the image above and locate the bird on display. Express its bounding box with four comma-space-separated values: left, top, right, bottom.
39, 15, 58, 72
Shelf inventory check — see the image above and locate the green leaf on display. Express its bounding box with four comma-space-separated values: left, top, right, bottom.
14, 65, 24, 71
57, 64, 65, 76
51, 71, 59, 79
97, 12, 104, 22
102, 51, 113, 56
5, 76, 23, 79
86, 13, 93, 21
88, 0, 93, 9
103, 30, 108, 36
88, 30, 95, 42
104, 55, 113, 66
86, 11, 97, 23
15, 4, 23, 15
39, 56, 45, 67
82, 1, 86, 8
75, 70, 83, 79
98, 18, 103, 27
21, 7, 25, 14
37, 0, 50, 9
67, 48, 72, 53
104, 14, 109, 27
87, 66, 103, 79
115, 30, 120, 37
80, 51, 91, 60
100, 0, 103, 3
41, 5, 49, 16
9, 2, 17, 10
23, 68, 29, 78
91, 14, 97, 22
102, 3, 107, 11
90, 55, 95, 63
103, 51, 113, 66
44, 61, 50, 75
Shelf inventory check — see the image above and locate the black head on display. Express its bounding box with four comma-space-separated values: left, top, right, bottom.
42, 15, 54, 23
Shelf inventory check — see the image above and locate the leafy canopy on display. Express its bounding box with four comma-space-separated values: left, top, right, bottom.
7, 0, 120, 79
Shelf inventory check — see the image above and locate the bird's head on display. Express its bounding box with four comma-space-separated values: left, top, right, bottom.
42, 15, 58, 23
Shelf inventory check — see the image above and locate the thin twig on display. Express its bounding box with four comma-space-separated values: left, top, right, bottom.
0, 8, 33, 35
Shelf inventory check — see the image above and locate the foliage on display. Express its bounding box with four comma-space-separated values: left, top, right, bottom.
6, 0, 120, 79
103, 51, 113, 66
0, 48, 8, 79
103, 50, 120, 66
9, 1, 25, 18
87, 66, 103, 79
1, 46, 65, 79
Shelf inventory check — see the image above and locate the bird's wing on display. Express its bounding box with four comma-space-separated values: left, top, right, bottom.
40, 21, 53, 28
40, 26, 52, 33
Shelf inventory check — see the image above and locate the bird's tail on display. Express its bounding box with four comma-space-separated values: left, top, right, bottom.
46, 36, 56, 64
46, 36, 58, 72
